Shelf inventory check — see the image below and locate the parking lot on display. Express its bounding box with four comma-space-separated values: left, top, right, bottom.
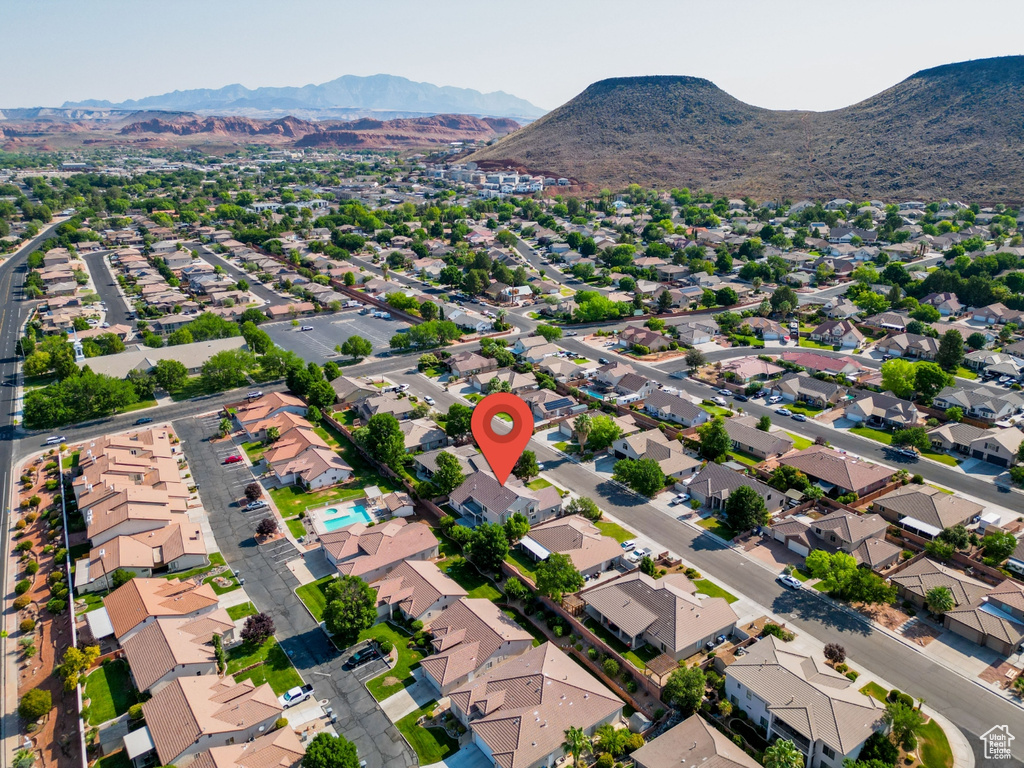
264, 312, 408, 364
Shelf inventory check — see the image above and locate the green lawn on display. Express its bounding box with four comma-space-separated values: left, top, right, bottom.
84, 661, 138, 725
698, 516, 737, 541
226, 602, 258, 621
849, 426, 959, 466
699, 404, 734, 418
954, 366, 977, 380
296, 574, 336, 621
170, 551, 226, 581
395, 702, 460, 765
286, 518, 306, 539
121, 398, 158, 413
792, 567, 812, 582
786, 401, 823, 417
241, 440, 266, 464
503, 609, 545, 647
859, 681, 888, 701
726, 450, 760, 467
785, 432, 813, 450
170, 376, 225, 401
336, 408, 358, 425
95, 751, 132, 768
203, 570, 241, 595
505, 549, 539, 582
24, 373, 57, 390
62, 451, 81, 470
526, 478, 553, 490
583, 617, 631, 657
694, 579, 739, 603
437, 555, 502, 600
798, 338, 838, 350
268, 484, 364, 518
918, 718, 954, 768
78, 592, 106, 614
231, 639, 304, 695
596, 520, 636, 544
363, 623, 422, 701
421, 367, 443, 378
623, 643, 660, 670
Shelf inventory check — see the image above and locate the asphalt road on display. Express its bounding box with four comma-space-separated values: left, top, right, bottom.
194, 245, 287, 307
80, 250, 134, 327
172, 415, 415, 768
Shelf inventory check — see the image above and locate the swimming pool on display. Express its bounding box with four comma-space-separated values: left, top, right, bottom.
322, 504, 372, 532
582, 388, 606, 401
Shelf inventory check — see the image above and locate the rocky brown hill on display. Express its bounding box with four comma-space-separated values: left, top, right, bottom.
468, 56, 1024, 202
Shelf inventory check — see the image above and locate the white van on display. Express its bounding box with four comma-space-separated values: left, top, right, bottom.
45, 436, 66, 446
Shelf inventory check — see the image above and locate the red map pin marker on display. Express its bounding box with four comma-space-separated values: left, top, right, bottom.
471, 392, 534, 487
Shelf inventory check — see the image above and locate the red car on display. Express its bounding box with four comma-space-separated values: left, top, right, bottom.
224, 455, 243, 464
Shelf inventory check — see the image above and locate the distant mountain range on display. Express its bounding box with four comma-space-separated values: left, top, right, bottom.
469, 56, 1024, 202
62, 74, 545, 120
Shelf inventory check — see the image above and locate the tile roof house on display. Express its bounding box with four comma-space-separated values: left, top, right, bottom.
319, 520, 439, 583
329, 375, 378, 405
874, 332, 940, 361
861, 311, 910, 332
79, 485, 186, 547
140, 677, 282, 767
449, 642, 622, 768
233, 392, 307, 426
770, 508, 897, 566
470, 368, 539, 393
583, 572, 738, 660
891, 557, 990, 609
742, 317, 787, 341
824, 298, 860, 320
449, 471, 562, 527
122, 610, 235, 693
942, 578, 1024, 657
971, 302, 1024, 325
614, 372, 657, 400
643, 391, 710, 428
932, 385, 1024, 424
723, 415, 794, 460
808, 319, 864, 349
447, 351, 498, 378
920, 292, 963, 317
871, 485, 983, 537
74, 522, 208, 594
632, 714, 761, 768
188, 727, 304, 768
102, 578, 219, 642
768, 373, 845, 408
845, 392, 921, 429
779, 445, 894, 497
611, 429, 702, 479
420, 598, 535, 695
687, 462, 783, 514
927, 421, 992, 455
355, 392, 416, 422
414, 445, 484, 481
968, 427, 1024, 468
519, 515, 623, 577
400, 418, 448, 453
619, 325, 672, 352
594, 362, 637, 387
520, 389, 579, 419
719, 356, 784, 383
725, 636, 883, 765
371, 560, 467, 624
778, 352, 869, 378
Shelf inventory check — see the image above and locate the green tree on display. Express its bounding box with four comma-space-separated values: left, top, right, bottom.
167, 327, 194, 347
240, 322, 272, 355
432, 451, 464, 495
111, 569, 135, 589
445, 403, 473, 440
662, 666, 705, 713
882, 700, 924, 748
513, 450, 539, 481
573, 414, 592, 451
966, 332, 988, 350
562, 726, 590, 768
891, 427, 930, 452
724, 484, 769, 532
55, 645, 100, 691
536, 324, 562, 342
912, 361, 951, 403
340, 335, 372, 360
503, 512, 530, 543
697, 416, 731, 461
201, 349, 255, 391
586, 414, 622, 451
925, 585, 955, 615
467, 522, 509, 572
935, 329, 965, 372
880, 359, 917, 399
18, 689, 51, 721
302, 731, 360, 768
946, 406, 964, 422
612, 458, 665, 496
981, 530, 1017, 565
535, 552, 584, 601
756, 415, 772, 432
322, 575, 377, 647
685, 348, 706, 372
360, 413, 405, 471
763, 740, 804, 768
565, 496, 602, 521
306, 379, 337, 411
504, 577, 530, 602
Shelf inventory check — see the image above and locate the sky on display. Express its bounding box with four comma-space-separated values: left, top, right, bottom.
5, 0, 1024, 113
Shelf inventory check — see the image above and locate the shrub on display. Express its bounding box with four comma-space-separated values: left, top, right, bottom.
596, 754, 614, 768
13, 595, 31, 610
255, 517, 278, 537
128, 704, 144, 721
25, 512, 38, 523
603, 658, 620, 678
845, 670, 859, 681
761, 623, 795, 642
835, 663, 848, 673
15, 580, 31, 595
46, 598, 66, 614
588, 647, 599, 660
15, 519, 26, 530
684, 567, 702, 579
18, 689, 51, 720
378, 638, 394, 655
15, 540, 33, 552
275, 718, 289, 729
19, 619, 35, 633
25, 561, 39, 575
911, 474, 924, 484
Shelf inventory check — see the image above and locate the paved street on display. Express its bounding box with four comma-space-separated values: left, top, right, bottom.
80, 250, 134, 327
195, 245, 288, 307
173, 414, 416, 768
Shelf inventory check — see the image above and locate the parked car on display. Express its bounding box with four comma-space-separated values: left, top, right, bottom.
893, 446, 919, 459
424, 396, 435, 406
734, 394, 749, 402
223, 455, 243, 464
598, 358, 610, 365
247, 391, 264, 399
712, 396, 728, 406
629, 547, 652, 563
791, 413, 807, 422
135, 417, 153, 425
45, 435, 67, 446
278, 684, 314, 709
671, 493, 691, 506
343, 646, 378, 670
775, 407, 792, 417
565, 330, 578, 336
299, 325, 314, 331
717, 388, 732, 396
767, 395, 783, 404
620, 539, 637, 552
776, 573, 802, 590
245, 500, 268, 511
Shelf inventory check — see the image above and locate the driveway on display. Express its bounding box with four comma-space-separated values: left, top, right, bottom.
422, 744, 490, 768
173, 413, 415, 768
380, 671, 436, 722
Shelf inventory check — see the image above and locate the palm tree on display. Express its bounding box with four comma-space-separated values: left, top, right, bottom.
562, 726, 589, 766
573, 414, 592, 451
763, 739, 804, 768
925, 585, 955, 615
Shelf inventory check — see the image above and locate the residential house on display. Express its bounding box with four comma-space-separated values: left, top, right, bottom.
448, 471, 562, 527
122, 611, 235, 694
139, 677, 282, 767
770, 507, 894, 563
371, 560, 467, 623
420, 598, 535, 696
874, 332, 940, 361
536, 357, 591, 383
234, 392, 307, 428
319, 519, 439, 583
583, 572, 738, 660
724, 415, 794, 460
611, 429, 702, 479
518, 515, 622, 578
719, 356, 784, 384
448, 643, 622, 768
186, 728, 304, 768
725, 636, 882, 767
643, 391, 710, 428
743, 317, 787, 341
447, 351, 497, 378
414, 445, 484, 482
264, 425, 353, 489
619, 325, 672, 352
943, 579, 1024, 658
594, 362, 637, 387
400, 418, 448, 452
687, 462, 783, 514
75, 523, 207, 594
861, 311, 910, 333
768, 373, 844, 408
965, 350, 1024, 375
968, 427, 1024, 467
927, 421, 992, 455
778, 445, 894, 497
972, 303, 1024, 325
823, 298, 859, 320
511, 336, 551, 356
329, 375, 378, 406
808, 319, 864, 349
669, 319, 716, 346
932, 386, 1024, 424
614, 372, 657, 401
778, 352, 869, 378
871, 485, 983, 538
921, 292, 964, 317
100, 577, 219, 642
520, 389, 578, 419
632, 715, 761, 768
845, 392, 921, 429
355, 392, 415, 421
471, 368, 539, 393
521, 343, 561, 365
78, 485, 184, 548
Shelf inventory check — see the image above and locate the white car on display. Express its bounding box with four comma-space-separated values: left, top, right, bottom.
620, 539, 637, 552
628, 547, 652, 563
712, 396, 728, 406
776, 574, 802, 590
423, 396, 435, 406
775, 407, 792, 417
299, 325, 314, 331
671, 493, 690, 505
767, 395, 783, 404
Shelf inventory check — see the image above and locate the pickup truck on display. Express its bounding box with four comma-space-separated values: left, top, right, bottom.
278, 684, 314, 708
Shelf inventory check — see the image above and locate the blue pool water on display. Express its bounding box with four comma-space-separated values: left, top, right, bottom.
582, 388, 605, 401
322, 505, 372, 532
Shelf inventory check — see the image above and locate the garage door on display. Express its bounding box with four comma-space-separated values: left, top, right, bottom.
986, 454, 1009, 467
787, 540, 810, 557
972, 450, 985, 460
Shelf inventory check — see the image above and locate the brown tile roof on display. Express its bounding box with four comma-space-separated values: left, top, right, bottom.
189, 727, 304, 768
779, 445, 893, 495
449, 643, 621, 768
872, 485, 983, 530
234, 392, 306, 424
78, 522, 206, 583
448, 471, 561, 517
632, 714, 761, 768
319, 520, 438, 578
582, 572, 737, 654
122, 609, 233, 691
142, 677, 282, 765
103, 577, 219, 639
372, 560, 466, 620
522, 515, 622, 573
81, 486, 182, 541
891, 557, 990, 606
811, 510, 887, 545
851, 537, 903, 568
263, 426, 330, 465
